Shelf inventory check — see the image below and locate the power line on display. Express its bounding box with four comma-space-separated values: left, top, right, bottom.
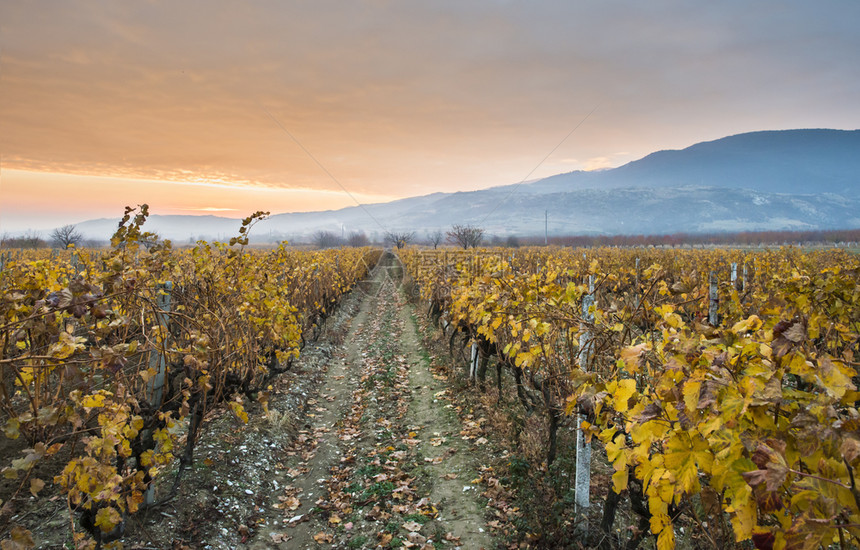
478, 106, 598, 226
255, 100, 390, 234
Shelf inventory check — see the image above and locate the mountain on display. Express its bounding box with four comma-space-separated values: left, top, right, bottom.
71, 128, 860, 241
494, 129, 860, 196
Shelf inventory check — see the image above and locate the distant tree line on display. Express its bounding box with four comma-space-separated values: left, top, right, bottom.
5, 224, 858, 251
520, 228, 860, 248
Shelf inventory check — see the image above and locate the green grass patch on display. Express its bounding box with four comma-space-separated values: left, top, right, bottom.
347, 535, 368, 548
360, 480, 395, 501
355, 463, 383, 478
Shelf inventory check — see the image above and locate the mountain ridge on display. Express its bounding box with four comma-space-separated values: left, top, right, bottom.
68, 128, 860, 241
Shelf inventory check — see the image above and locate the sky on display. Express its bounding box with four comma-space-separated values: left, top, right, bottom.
2, 1, 859, 233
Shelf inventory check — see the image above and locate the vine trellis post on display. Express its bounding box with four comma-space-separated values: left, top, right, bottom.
144, 281, 172, 506
708, 271, 719, 326
575, 274, 595, 533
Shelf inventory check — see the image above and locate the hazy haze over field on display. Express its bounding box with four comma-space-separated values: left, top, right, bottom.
1, 1, 859, 233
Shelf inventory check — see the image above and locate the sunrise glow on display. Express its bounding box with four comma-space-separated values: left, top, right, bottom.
1, 2, 858, 234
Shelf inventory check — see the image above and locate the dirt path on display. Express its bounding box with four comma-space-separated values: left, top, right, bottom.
246, 252, 494, 549
396, 297, 493, 549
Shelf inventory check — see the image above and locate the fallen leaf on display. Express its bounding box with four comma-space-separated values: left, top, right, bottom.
29, 478, 45, 497
407, 532, 427, 544
270, 532, 291, 543
313, 532, 334, 543
444, 532, 461, 543
284, 496, 300, 511
402, 521, 423, 532
2, 526, 34, 550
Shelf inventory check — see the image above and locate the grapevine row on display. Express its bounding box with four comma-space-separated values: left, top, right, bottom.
0, 206, 381, 548
400, 246, 860, 549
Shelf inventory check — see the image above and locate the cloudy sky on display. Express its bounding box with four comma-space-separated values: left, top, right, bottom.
1, 1, 858, 232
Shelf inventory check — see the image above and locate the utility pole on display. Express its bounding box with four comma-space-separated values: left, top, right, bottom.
545, 210, 548, 246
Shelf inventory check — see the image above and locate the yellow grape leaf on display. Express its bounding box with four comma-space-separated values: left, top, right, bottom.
786, 352, 812, 377
605, 432, 629, 478
654, 304, 673, 317
229, 400, 249, 424
655, 304, 683, 328
816, 357, 855, 399
729, 495, 756, 542
631, 419, 670, 448
4, 418, 20, 440
139, 367, 157, 384
698, 415, 723, 437
649, 505, 670, 535
663, 431, 713, 494
656, 526, 675, 550
535, 321, 551, 336
611, 379, 637, 413
682, 380, 701, 414
29, 478, 45, 497
789, 489, 819, 512
612, 467, 628, 494
81, 391, 109, 409
635, 459, 664, 493
620, 343, 648, 374
48, 331, 85, 360
94, 506, 122, 533
731, 315, 762, 334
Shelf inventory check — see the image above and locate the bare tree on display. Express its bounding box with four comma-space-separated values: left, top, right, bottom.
427, 230, 444, 249
386, 231, 415, 250
50, 225, 84, 248
347, 231, 370, 247
313, 230, 342, 249
446, 224, 484, 249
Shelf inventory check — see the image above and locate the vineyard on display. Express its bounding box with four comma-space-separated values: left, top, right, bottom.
400, 246, 860, 549
0, 206, 381, 549
2, 217, 860, 549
